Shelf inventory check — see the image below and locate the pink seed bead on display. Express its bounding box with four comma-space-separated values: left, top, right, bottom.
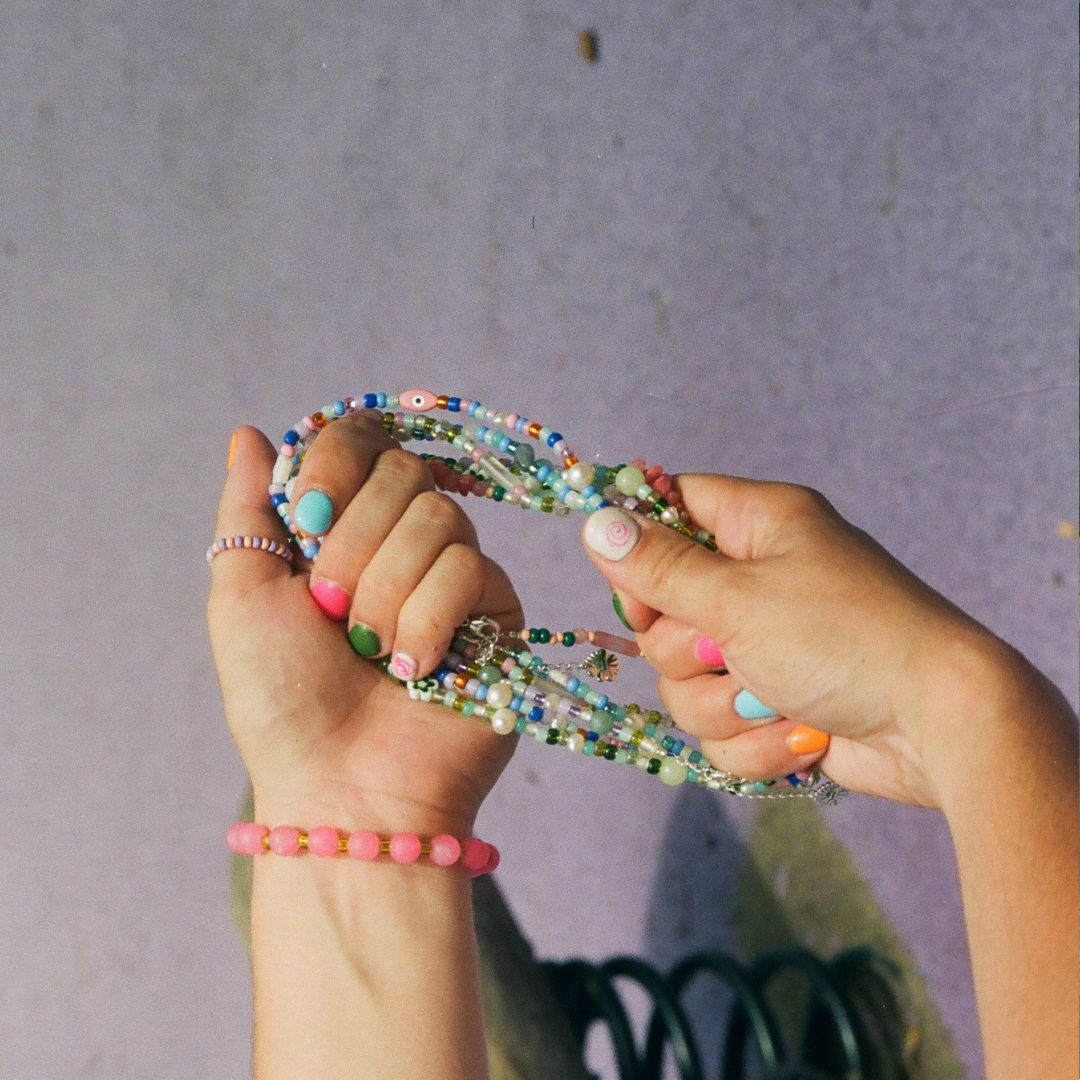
470, 447, 484, 462
461, 838, 490, 872
511, 485, 526, 502
268, 825, 301, 856
226, 822, 268, 855
347, 830, 381, 861
429, 834, 462, 867
306, 826, 341, 857
389, 832, 422, 864
280, 444, 296, 457
503, 413, 519, 430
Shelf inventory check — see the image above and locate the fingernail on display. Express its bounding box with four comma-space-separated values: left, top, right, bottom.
584, 507, 640, 561
733, 690, 779, 721
611, 591, 634, 631
226, 429, 239, 472
694, 635, 725, 668
310, 579, 351, 621
348, 622, 381, 657
787, 725, 830, 756
294, 489, 334, 536
389, 653, 419, 680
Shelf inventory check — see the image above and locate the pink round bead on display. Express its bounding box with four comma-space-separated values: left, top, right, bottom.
267, 825, 301, 856
503, 413, 519, 430
480, 845, 500, 875
389, 832, 422, 864
306, 826, 341, 857
429, 834, 462, 867
347, 829, 381, 861
226, 822, 268, 855
460, 838, 490, 872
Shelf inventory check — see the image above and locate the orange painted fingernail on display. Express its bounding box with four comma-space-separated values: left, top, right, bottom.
786, 725, 830, 755
227, 429, 239, 472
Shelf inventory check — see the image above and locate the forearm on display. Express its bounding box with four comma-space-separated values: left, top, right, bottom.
926, 634, 1079, 1080
248, 797, 489, 1080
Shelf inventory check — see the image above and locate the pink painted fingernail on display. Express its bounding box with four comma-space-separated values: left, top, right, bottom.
583, 507, 641, 561
390, 652, 419, 681
309, 579, 351, 621
694, 635, 725, 668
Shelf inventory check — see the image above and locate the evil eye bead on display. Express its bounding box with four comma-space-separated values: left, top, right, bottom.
400, 389, 439, 413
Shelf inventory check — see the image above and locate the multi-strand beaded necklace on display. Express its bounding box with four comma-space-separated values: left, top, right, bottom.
268, 392, 843, 803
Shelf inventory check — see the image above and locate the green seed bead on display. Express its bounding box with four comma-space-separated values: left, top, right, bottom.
644, 723, 658, 738
689, 749, 703, 765
647, 758, 661, 774
541, 496, 555, 513
562, 631, 575, 647
615, 749, 630, 764
536, 628, 550, 644
615, 466, 646, 495
546, 728, 560, 744
462, 701, 475, 717
528, 628, 539, 643
492, 486, 506, 501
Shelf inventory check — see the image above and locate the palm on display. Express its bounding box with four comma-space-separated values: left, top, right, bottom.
210, 573, 521, 824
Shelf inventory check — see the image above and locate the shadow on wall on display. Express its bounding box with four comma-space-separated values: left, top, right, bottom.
643, 786, 969, 1080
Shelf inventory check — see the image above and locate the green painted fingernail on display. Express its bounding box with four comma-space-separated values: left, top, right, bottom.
348, 623, 381, 657
611, 591, 633, 631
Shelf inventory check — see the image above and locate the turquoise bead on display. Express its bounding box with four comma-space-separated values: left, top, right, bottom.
589, 709, 615, 735
478, 665, 502, 686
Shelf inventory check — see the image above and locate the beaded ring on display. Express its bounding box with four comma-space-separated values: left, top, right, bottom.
207, 535, 293, 565
262, 392, 844, 805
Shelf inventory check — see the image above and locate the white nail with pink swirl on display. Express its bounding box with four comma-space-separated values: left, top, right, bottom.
390, 653, 419, 681
583, 506, 641, 561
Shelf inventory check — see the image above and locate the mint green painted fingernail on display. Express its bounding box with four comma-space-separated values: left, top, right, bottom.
348, 623, 381, 657
734, 690, 778, 721
295, 489, 334, 535
611, 591, 633, 631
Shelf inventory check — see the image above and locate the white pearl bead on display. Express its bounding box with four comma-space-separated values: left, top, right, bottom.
567, 732, 585, 753
565, 462, 596, 492
486, 682, 513, 709
660, 506, 679, 525
490, 708, 517, 735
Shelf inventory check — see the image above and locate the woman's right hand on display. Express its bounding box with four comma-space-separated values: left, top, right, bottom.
580, 474, 1073, 808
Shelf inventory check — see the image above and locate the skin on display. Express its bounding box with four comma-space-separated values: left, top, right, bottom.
209, 428, 1078, 1080
582, 477, 1079, 1080
208, 416, 522, 1080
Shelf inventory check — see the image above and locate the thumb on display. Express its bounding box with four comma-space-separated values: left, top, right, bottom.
209, 426, 295, 600
580, 506, 740, 641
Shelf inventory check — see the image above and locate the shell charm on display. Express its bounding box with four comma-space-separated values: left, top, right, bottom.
583, 649, 619, 682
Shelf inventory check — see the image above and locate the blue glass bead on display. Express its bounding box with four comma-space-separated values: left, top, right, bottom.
585, 731, 599, 741
671, 739, 685, 755
566, 678, 580, 693
283, 430, 299, 446
690, 750, 704, 765
753, 781, 768, 793
332, 400, 345, 416
362, 393, 377, 408
447, 397, 461, 411
376, 392, 386, 408
786, 773, 801, 785
536, 465, 551, 482
644, 723, 658, 737
499, 436, 511, 452
546, 432, 563, 447
516, 417, 528, 432
435, 667, 452, 682
475, 685, 488, 701
469, 401, 481, 416
612, 705, 627, 721
510, 696, 523, 711
595, 695, 608, 709
581, 485, 596, 499
515, 716, 528, 734
270, 493, 287, 507
528, 706, 543, 722
476, 426, 488, 442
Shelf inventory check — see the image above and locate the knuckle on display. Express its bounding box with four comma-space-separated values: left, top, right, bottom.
774, 482, 834, 523
411, 489, 467, 533
376, 448, 430, 489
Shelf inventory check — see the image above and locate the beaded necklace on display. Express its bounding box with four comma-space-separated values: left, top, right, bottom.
269, 392, 843, 804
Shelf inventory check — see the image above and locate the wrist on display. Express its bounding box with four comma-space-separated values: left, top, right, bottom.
251, 779, 478, 840
913, 620, 1078, 813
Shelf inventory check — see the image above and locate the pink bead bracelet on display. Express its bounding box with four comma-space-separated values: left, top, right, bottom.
226, 822, 499, 876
